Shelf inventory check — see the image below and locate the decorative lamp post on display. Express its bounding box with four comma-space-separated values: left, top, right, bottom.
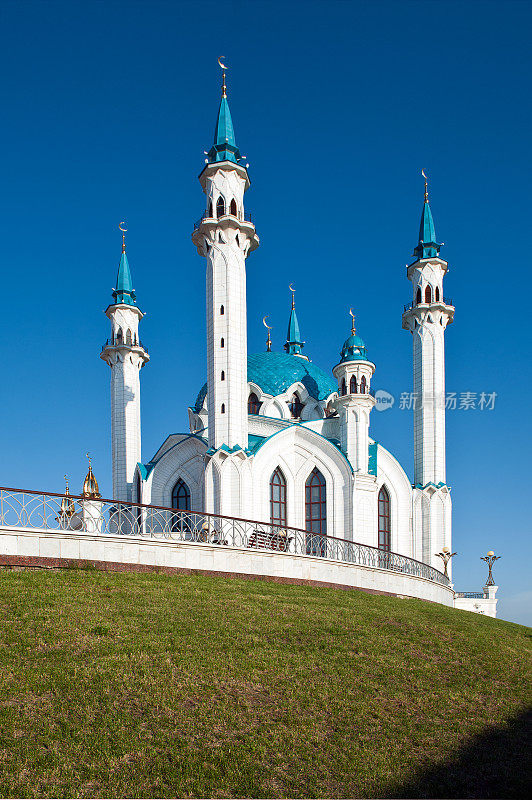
480, 551, 500, 586
435, 546, 457, 578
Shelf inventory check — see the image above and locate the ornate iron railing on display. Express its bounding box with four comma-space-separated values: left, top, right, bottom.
101, 338, 148, 352
403, 296, 454, 313
193, 211, 253, 231
0, 487, 450, 587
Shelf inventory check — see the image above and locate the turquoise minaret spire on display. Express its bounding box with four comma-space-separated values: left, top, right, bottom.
284, 286, 305, 356
112, 228, 137, 306
412, 171, 443, 260
207, 63, 242, 164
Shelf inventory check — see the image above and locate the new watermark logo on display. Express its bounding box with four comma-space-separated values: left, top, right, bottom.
372, 391, 498, 411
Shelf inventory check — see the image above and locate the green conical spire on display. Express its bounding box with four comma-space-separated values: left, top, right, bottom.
284, 287, 305, 356
207, 63, 242, 164
112, 231, 137, 306
413, 171, 442, 260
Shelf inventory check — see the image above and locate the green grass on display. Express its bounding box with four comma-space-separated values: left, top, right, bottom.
0, 569, 530, 798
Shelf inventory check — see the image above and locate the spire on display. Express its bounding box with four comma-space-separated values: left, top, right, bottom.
284, 284, 305, 356
82, 453, 101, 499
60, 475, 75, 518
112, 223, 137, 306
412, 170, 443, 260
207, 58, 242, 165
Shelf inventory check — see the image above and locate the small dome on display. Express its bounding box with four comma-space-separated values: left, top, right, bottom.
194, 352, 336, 412
340, 333, 368, 363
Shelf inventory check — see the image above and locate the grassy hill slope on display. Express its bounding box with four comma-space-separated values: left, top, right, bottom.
0, 569, 530, 798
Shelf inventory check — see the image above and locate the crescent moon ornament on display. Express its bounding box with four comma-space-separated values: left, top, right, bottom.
421, 169, 427, 180
118, 221, 127, 233
262, 315, 272, 330
218, 57, 228, 70
349, 308, 356, 334
289, 283, 295, 293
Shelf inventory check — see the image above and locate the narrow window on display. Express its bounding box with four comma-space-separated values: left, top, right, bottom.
171, 478, 191, 535
305, 468, 326, 556
221, 403, 225, 413
350, 375, 357, 394
221, 338, 224, 348
248, 393, 261, 415
435, 286, 440, 302
220, 305, 224, 315
289, 393, 303, 418
208, 201, 213, 218
230, 198, 237, 216
126, 329, 132, 345
235, 233, 240, 247
116, 329, 123, 345
270, 468, 287, 528
221, 371, 225, 381
416, 287, 422, 305
341, 378, 347, 396
425, 285, 432, 304
216, 196, 225, 218
378, 486, 391, 551
360, 375, 367, 394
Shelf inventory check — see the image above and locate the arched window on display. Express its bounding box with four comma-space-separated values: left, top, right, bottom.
350, 375, 358, 394
288, 393, 303, 418
220, 305, 224, 315
270, 468, 287, 528
221, 338, 224, 348
360, 375, 367, 394
435, 286, 440, 302
171, 478, 191, 535
416, 287, 422, 305
230, 198, 237, 216
116, 329, 123, 345
126, 329, 132, 345
378, 486, 391, 552
248, 393, 261, 415
221, 403, 225, 414
208, 200, 213, 218
216, 196, 225, 218
425, 285, 432, 304
341, 378, 347, 396
221, 370, 225, 381
305, 468, 326, 556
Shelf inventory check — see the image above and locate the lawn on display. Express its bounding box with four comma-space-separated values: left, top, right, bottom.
0, 569, 530, 798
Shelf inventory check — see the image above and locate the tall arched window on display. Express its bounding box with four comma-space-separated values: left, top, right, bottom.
350, 375, 357, 394
221, 370, 225, 381
171, 478, 191, 535
221, 338, 224, 348
360, 375, 367, 394
216, 196, 225, 218
116, 329, 123, 345
221, 403, 225, 413
378, 486, 391, 551
435, 286, 440, 302
230, 198, 237, 216
126, 329, 132, 345
208, 200, 213, 218
248, 393, 261, 415
425, 285, 432, 304
288, 393, 303, 418
305, 468, 326, 556
270, 468, 287, 528
341, 378, 347, 396
416, 287, 422, 305
220, 305, 224, 315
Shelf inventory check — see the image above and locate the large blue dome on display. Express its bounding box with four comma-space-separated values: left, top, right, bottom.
194, 352, 337, 412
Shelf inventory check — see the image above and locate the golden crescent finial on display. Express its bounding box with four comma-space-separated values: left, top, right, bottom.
218, 57, 228, 97
421, 169, 428, 202
349, 308, 356, 334
119, 221, 127, 252
263, 315, 272, 352
262, 315, 272, 331
289, 283, 295, 293
118, 221, 128, 233
218, 57, 228, 70
86, 452, 91, 467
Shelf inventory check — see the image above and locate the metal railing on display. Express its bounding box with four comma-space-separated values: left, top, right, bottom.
455, 591, 486, 599
0, 486, 450, 587
193, 211, 253, 231
101, 338, 148, 352
403, 296, 454, 313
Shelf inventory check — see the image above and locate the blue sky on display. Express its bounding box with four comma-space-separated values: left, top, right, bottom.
0, 0, 530, 625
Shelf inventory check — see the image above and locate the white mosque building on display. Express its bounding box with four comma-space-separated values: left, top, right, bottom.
100, 67, 454, 579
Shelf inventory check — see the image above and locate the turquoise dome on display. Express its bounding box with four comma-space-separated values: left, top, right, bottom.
194, 352, 336, 412
339, 333, 369, 363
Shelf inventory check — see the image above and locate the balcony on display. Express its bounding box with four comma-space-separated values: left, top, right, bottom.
193, 211, 253, 232
403, 296, 453, 313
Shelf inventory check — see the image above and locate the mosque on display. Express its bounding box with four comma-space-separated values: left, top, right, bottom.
100, 64, 454, 578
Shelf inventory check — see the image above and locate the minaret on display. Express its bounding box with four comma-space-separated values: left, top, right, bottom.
332, 311, 376, 472
192, 62, 259, 451
402, 173, 454, 567
101, 226, 149, 501
284, 285, 307, 358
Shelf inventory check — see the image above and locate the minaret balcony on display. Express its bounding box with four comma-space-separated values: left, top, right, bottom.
403, 296, 453, 313
192, 211, 259, 253
402, 298, 455, 331
101, 338, 149, 355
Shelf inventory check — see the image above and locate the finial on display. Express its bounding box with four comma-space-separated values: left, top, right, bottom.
119, 221, 127, 253
60, 474, 76, 518
83, 452, 101, 499
289, 283, 296, 310
421, 169, 429, 203
263, 315, 273, 352
349, 308, 356, 335
218, 56, 228, 98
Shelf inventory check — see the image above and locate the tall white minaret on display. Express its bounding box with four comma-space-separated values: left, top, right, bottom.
402, 174, 454, 568
192, 63, 259, 451
101, 226, 149, 501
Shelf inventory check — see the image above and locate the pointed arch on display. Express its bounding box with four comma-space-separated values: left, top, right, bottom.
221, 370, 225, 381
425, 285, 432, 304
171, 477, 191, 535
305, 467, 326, 555
378, 485, 391, 551
416, 287, 422, 305
208, 200, 213, 218
221, 403, 225, 414
360, 375, 367, 394
216, 196, 226, 218
125, 329, 132, 345
341, 378, 347, 396
220, 304, 224, 315
350, 375, 358, 394
288, 392, 303, 418
230, 198, 237, 216
270, 468, 287, 528
248, 392, 261, 415
435, 286, 440, 302
116, 328, 123, 345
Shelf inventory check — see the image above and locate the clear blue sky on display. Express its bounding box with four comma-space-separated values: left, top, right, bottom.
0, 0, 530, 625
